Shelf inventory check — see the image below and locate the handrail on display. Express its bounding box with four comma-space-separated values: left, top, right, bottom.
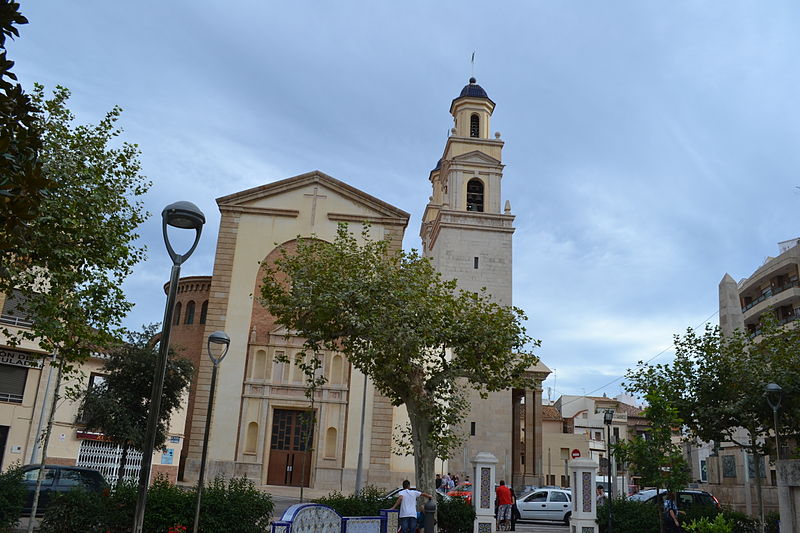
742, 280, 800, 312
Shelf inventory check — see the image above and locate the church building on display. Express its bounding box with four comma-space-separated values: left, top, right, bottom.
177, 79, 550, 491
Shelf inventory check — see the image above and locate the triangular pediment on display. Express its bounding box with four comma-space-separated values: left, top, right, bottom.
450, 150, 501, 166
216, 170, 409, 221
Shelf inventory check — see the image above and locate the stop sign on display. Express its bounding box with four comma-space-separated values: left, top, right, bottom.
571, 449, 581, 459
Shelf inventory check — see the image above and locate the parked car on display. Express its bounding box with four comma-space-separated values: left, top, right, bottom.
515, 487, 572, 524
447, 482, 473, 504
20, 464, 108, 516
628, 489, 721, 510
383, 486, 450, 502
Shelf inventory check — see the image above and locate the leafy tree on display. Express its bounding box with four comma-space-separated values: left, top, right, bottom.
625, 316, 800, 531
0, 84, 149, 527
0, 0, 52, 243
0, 84, 150, 363
260, 224, 539, 496
613, 392, 690, 493
78, 325, 193, 485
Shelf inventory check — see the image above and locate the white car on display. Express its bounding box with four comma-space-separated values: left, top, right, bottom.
516, 488, 572, 524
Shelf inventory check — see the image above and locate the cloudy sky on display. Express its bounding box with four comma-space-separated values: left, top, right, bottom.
10, 2, 800, 400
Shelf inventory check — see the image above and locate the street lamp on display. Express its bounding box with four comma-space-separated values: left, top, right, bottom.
193, 331, 231, 533
765, 383, 783, 461
133, 201, 205, 533
603, 409, 614, 533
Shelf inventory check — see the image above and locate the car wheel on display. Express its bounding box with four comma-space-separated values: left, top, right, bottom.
563, 512, 571, 525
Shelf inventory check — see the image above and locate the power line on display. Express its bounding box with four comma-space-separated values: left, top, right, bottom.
552, 309, 720, 407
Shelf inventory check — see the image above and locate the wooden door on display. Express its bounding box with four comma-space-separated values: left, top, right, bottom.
266, 409, 314, 487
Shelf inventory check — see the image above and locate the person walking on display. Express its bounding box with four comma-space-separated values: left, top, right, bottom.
495, 480, 514, 531
391, 480, 433, 533
663, 491, 683, 532
596, 485, 607, 507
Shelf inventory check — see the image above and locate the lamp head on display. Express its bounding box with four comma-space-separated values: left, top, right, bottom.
162, 201, 205, 230
603, 409, 614, 425
207, 331, 230, 366
765, 382, 783, 410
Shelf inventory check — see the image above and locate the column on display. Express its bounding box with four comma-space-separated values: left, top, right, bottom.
471, 452, 497, 533
568, 457, 599, 533
511, 389, 523, 489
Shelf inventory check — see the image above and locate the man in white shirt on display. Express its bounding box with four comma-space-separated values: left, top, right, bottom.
390, 479, 433, 533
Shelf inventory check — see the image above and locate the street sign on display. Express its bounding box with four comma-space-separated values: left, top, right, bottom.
571, 449, 581, 459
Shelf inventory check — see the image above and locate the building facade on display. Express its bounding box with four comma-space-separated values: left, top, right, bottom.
0, 292, 187, 483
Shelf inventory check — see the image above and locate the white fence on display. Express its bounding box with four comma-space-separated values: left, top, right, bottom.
76, 439, 142, 485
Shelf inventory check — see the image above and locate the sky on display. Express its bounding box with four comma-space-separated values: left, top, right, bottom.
9, 1, 800, 401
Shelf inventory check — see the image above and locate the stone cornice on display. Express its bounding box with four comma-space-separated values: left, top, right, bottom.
218, 205, 299, 217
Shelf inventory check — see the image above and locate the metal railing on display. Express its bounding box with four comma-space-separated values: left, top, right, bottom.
0, 392, 24, 404
0, 314, 33, 328
742, 280, 800, 312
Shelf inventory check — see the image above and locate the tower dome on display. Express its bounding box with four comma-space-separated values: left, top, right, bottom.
458, 77, 490, 99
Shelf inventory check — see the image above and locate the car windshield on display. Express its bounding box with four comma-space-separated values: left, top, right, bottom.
453, 484, 472, 492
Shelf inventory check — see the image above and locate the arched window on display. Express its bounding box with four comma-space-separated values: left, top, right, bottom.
173, 302, 182, 325
466, 179, 484, 212
470, 114, 480, 138
185, 301, 195, 325
245, 422, 258, 453
199, 300, 208, 324
325, 427, 337, 458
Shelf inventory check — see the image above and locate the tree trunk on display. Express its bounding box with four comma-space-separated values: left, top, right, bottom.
407, 401, 437, 498
27, 355, 64, 533
749, 435, 765, 533
117, 440, 130, 487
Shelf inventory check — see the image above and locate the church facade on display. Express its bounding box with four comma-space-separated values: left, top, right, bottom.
179, 79, 549, 491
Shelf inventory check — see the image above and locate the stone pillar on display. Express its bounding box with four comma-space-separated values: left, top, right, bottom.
719, 273, 745, 337
524, 386, 543, 487
471, 452, 497, 533
511, 389, 523, 488
776, 459, 800, 533
568, 458, 599, 533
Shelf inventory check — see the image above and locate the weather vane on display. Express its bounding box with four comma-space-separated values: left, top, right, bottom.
471, 51, 475, 77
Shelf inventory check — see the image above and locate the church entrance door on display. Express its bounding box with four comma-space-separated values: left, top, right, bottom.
266, 409, 314, 487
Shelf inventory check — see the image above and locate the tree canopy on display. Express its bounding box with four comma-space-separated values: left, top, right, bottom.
260, 224, 539, 494
0, 0, 51, 243
613, 392, 690, 493
0, 84, 150, 364
78, 325, 193, 484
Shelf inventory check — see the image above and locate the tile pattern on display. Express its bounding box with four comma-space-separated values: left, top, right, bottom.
480, 466, 491, 508
582, 472, 592, 512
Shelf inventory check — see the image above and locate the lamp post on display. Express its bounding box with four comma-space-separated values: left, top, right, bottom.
133, 201, 205, 533
193, 331, 231, 533
765, 383, 783, 461
603, 409, 614, 533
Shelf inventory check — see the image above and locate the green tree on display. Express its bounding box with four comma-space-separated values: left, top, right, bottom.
0, 84, 150, 363
260, 224, 539, 496
613, 392, 690, 493
78, 325, 194, 485
0, 0, 52, 243
0, 85, 149, 528
625, 317, 800, 531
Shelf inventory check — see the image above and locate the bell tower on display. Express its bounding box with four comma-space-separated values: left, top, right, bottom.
420, 77, 515, 305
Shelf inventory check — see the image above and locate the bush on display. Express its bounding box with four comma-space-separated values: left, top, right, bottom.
437, 495, 475, 533
198, 477, 273, 533
313, 485, 393, 516
0, 466, 24, 533
682, 504, 721, 525
38, 489, 107, 533
597, 498, 660, 533
39, 475, 272, 533
684, 514, 734, 533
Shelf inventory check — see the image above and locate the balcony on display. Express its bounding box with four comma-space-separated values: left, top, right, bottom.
742, 280, 800, 312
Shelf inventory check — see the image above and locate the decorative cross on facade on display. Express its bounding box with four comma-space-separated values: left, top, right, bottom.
304, 185, 328, 227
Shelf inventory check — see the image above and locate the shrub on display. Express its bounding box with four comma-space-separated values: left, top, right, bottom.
39, 475, 272, 533
198, 477, 273, 533
437, 495, 475, 533
0, 466, 25, 533
684, 513, 734, 533
682, 504, 721, 525
314, 485, 393, 517
38, 489, 107, 533
597, 498, 660, 533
